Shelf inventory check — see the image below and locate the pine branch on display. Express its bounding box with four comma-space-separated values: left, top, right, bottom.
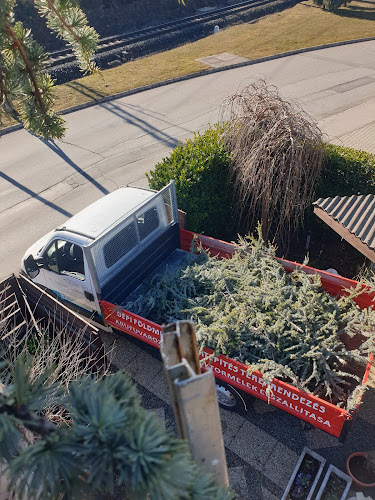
1, 348, 236, 500
35, 0, 99, 73
5, 23, 47, 115
0, 0, 98, 138
125, 232, 375, 406
45, 0, 82, 43
0, 402, 57, 437
0, 14, 66, 138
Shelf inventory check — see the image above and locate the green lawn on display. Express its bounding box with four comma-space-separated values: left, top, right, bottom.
2, 0, 375, 129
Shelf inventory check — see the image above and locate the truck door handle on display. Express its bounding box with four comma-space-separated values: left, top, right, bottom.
84, 291, 95, 301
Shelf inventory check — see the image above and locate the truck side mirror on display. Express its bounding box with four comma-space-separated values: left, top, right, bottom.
24, 254, 40, 279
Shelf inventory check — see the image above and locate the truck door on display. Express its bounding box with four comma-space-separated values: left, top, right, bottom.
42, 239, 100, 314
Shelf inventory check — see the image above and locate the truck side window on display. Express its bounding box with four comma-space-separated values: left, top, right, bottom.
45, 240, 61, 274
104, 222, 137, 268
44, 240, 85, 280
137, 207, 159, 241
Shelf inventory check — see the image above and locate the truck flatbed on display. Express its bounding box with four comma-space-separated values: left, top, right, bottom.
123, 249, 197, 305
101, 228, 374, 442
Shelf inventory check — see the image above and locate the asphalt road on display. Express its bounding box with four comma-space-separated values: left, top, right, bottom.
1, 40, 375, 278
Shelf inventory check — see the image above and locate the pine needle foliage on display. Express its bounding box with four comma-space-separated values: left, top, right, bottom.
35, 0, 98, 73
0, 0, 98, 138
0, 304, 235, 499
0, 360, 236, 500
222, 80, 325, 248
125, 228, 375, 406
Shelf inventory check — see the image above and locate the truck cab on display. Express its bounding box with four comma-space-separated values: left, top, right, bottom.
21, 182, 179, 322
23, 231, 100, 314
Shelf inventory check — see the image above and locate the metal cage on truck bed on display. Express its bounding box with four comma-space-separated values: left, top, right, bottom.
100, 228, 374, 442
84, 182, 180, 306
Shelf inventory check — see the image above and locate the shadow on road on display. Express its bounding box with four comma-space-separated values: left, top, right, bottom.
66, 81, 180, 149
0, 172, 72, 218
41, 139, 109, 195
333, 3, 375, 20
65, 81, 105, 101
99, 100, 179, 148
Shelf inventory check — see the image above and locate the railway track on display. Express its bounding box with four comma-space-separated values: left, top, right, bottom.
48, 0, 298, 82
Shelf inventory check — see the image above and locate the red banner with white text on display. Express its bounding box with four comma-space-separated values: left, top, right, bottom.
100, 300, 353, 437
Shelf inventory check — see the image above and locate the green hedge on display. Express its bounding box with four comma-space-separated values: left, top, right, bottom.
146, 125, 235, 239
147, 129, 375, 259
316, 144, 375, 199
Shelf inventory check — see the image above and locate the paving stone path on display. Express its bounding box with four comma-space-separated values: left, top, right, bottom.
100, 330, 375, 500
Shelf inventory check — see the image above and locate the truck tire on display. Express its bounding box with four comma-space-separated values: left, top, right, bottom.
215, 381, 247, 411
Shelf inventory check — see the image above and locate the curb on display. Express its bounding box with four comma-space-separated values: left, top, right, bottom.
1, 36, 375, 137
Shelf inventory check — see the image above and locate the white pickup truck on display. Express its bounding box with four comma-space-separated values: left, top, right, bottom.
21, 182, 181, 327
21, 181, 374, 441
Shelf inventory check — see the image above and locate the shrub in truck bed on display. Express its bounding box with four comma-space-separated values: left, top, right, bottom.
125, 229, 375, 409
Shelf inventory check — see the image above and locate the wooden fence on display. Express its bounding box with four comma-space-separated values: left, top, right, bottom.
0, 274, 106, 369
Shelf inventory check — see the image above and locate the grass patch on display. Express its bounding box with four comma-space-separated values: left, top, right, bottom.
54, 1, 375, 110
2, 0, 375, 129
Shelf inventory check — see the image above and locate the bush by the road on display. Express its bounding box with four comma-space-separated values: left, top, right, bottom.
146, 125, 235, 239
147, 125, 375, 276
317, 144, 375, 199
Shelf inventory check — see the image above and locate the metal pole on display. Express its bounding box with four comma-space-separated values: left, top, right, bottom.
161, 321, 229, 487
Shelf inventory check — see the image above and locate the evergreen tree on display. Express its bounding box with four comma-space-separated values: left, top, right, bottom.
0, 357, 236, 499
0, 0, 99, 139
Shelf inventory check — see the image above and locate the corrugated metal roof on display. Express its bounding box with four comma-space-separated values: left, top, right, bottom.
313, 194, 375, 250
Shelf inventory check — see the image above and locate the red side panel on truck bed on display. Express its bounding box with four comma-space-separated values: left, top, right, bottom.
101, 229, 374, 439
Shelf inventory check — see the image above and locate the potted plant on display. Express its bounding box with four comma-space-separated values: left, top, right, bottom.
346, 451, 375, 488
282, 447, 326, 500
315, 464, 352, 500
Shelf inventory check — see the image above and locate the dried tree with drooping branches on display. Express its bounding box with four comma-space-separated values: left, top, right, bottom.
221, 80, 325, 248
